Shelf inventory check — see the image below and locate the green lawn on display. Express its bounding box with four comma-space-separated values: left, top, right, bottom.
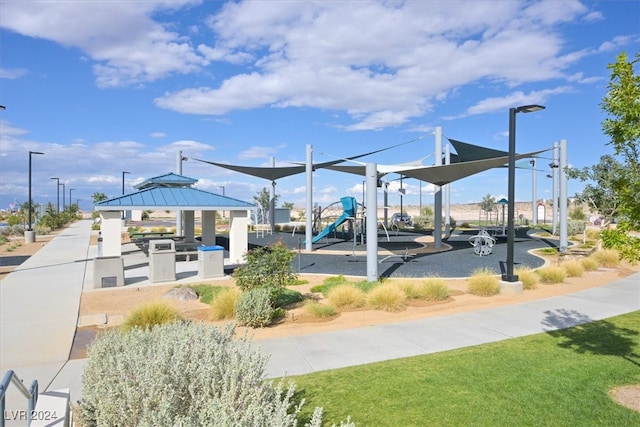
293, 311, 640, 426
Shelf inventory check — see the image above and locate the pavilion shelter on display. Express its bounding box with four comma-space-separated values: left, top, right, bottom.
94, 173, 255, 264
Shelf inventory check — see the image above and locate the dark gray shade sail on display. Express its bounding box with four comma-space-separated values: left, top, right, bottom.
398, 150, 545, 186
192, 136, 427, 181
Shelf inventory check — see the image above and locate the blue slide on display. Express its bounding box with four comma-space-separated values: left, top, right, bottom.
310, 196, 357, 244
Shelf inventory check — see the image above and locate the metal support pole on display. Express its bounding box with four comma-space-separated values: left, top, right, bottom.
531, 159, 537, 226
176, 151, 182, 236
559, 139, 568, 254
504, 108, 518, 282
305, 145, 313, 252
552, 142, 559, 236
444, 143, 451, 238
366, 162, 378, 282
270, 157, 276, 233
434, 126, 443, 248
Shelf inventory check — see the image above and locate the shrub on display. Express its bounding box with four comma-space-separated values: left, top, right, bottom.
303, 302, 338, 318
466, 268, 500, 296
274, 289, 305, 308
78, 323, 332, 426
235, 288, 274, 328
393, 280, 422, 299
562, 259, 584, 278
591, 248, 620, 267
366, 283, 406, 312
601, 229, 640, 263
234, 241, 298, 305
210, 287, 242, 321
418, 278, 451, 300
187, 284, 225, 304
581, 257, 599, 271
327, 284, 366, 309
122, 301, 183, 332
514, 267, 538, 290
537, 266, 566, 284
585, 228, 601, 240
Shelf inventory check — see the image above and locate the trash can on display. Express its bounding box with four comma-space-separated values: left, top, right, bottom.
197, 245, 224, 278
149, 239, 176, 282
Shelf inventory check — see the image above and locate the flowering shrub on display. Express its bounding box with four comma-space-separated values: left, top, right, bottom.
78, 322, 340, 426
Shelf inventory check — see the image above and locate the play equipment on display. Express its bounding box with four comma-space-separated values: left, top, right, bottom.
309, 196, 357, 244
469, 229, 496, 256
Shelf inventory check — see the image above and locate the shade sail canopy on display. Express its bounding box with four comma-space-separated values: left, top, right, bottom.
192, 136, 427, 181
447, 138, 509, 162
397, 150, 545, 186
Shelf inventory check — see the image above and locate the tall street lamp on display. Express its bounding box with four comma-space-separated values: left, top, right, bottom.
50, 177, 60, 213
122, 171, 131, 220
503, 104, 545, 283
69, 188, 75, 209
122, 171, 131, 195
26, 150, 45, 243
61, 182, 66, 211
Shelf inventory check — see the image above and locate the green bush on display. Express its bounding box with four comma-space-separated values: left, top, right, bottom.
78, 323, 334, 426
234, 241, 298, 305
274, 289, 305, 308
466, 268, 500, 296
210, 287, 241, 321
122, 301, 183, 332
558, 220, 586, 237
537, 266, 566, 284
366, 283, 407, 312
327, 284, 366, 309
514, 267, 538, 290
304, 302, 338, 318
235, 288, 274, 328
601, 229, 640, 263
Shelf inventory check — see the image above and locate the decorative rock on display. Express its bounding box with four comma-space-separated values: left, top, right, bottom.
164, 287, 199, 301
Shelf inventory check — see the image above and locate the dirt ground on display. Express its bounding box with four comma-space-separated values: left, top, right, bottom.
2, 225, 638, 412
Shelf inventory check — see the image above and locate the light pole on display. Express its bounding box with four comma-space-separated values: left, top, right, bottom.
220, 186, 225, 218
122, 171, 130, 195
69, 188, 75, 209
61, 182, 66, 211
50, 177, 60, 213
503, 105, 545, 283
26, 150, 45, 243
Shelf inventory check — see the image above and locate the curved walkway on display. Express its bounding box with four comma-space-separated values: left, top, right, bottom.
0, 220, 637, 412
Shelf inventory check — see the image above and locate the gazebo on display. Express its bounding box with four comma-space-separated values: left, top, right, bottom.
94, 173, 255, 264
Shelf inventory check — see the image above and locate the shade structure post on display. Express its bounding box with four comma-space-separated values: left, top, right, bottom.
305, 145, 313, 252
366, 162, 378, 282
434, 127, 443, 248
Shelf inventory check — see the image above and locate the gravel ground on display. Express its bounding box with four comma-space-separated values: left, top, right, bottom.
238, 227, 557, 278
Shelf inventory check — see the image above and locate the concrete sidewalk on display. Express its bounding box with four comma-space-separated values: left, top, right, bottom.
1, 220, 638, 418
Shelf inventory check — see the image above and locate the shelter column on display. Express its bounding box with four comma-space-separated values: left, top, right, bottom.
184, 211, 195, 243
366, 162, 378, 282
201, 210, 217, 246
229, 210, 249, 264
100, 211, 123, 257
305, 144, 313, 252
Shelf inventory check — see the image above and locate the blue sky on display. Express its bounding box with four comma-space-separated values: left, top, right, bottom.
0, 0, 638, 213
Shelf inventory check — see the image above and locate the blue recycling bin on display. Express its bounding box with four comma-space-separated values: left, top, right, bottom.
197, 245, 224, 278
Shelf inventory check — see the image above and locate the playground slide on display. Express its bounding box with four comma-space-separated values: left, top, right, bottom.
310, 196, 358, 244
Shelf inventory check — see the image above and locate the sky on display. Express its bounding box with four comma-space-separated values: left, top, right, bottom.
0, 0, 638, 214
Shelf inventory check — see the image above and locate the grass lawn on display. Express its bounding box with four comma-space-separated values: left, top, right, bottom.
293, 311, 640, 426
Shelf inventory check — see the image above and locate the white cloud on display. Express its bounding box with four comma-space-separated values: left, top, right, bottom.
0, 67, 29, 79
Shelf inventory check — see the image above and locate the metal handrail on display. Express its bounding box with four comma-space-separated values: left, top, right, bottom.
0, 370, 39, 427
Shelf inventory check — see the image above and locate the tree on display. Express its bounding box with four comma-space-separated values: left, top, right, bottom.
253, 187, 279, 213
479, 194, 495, 213
567, 155, 622, 225
281, 201, 294, 210
92, 192, 108, 204
600, 51, 640, 228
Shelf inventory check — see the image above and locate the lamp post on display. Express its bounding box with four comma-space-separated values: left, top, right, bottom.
530, 159, 537, 226
503, 105, 545, 283
61, 182, 66, 211
69, 188, 75, 209
220, 186, 225, 218
26, 150, 45, 243
50, 177, 60, 213
122, 171, 130, 195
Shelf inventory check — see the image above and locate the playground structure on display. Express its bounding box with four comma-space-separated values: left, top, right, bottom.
308, 196, 360, 244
